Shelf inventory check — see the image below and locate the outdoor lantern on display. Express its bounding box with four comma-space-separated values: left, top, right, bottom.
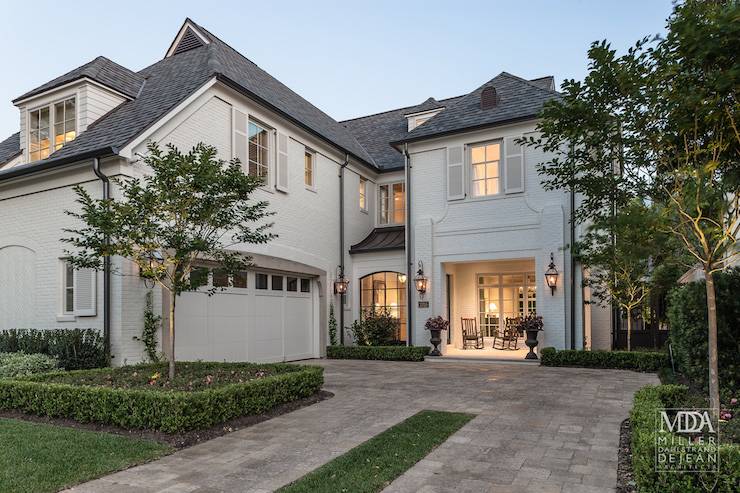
414, 261, 428, 296
333, 266, 349, 295
544, 252, 559, 295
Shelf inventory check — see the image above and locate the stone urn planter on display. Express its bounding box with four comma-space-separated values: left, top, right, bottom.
424, 316, 449, 357
516, 315, 544, 360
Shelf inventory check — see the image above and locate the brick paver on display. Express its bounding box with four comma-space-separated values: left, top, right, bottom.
67, 359, 657, 493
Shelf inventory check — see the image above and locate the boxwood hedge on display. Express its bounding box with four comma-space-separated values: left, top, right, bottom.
0, 363, 323, 433
326, 345, 430, 361
630, 385, 739, 492
540, 347, 667, 371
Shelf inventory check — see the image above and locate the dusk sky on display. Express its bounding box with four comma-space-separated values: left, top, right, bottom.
1, 0, 674, 138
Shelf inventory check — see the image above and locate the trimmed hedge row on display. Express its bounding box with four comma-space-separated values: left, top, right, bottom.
326, 345, 430, 361
0, 363, 323, 433
540, 347, 667, 371
631, 385, 740, 492
0, 329, 106, 370
0, 352, 58, 378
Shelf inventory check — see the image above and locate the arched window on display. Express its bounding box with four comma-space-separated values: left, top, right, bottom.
360, 272, 407, 342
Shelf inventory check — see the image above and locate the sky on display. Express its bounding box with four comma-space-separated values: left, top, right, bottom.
0, 0, 675, 139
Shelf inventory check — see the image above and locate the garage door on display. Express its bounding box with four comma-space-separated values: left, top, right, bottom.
175, 269, 317, 363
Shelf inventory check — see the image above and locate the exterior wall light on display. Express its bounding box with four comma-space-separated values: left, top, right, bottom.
544, 252, 559, 295
333, 266, 349, 295
414, 261, 428, 296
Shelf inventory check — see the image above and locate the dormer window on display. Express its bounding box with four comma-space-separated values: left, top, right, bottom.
29, 97, 76, 161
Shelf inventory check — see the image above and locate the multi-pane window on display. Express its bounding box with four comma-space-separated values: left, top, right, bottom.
360, 272, 407, 342
63, 261, 75, 314
471, 141, 500, 197
359, 177, 367, 211
477, 272, 536, 337
29, 97, 76, 161
248, 120, 270, 181
378, 182, 405, 225
304, 151, 314, 188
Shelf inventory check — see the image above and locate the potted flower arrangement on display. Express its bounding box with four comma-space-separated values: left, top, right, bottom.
516, 314, 544, 360
425, 316, 449, 356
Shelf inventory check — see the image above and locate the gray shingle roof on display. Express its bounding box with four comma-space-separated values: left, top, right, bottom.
393, 72, 561, 145
349, 226, 405, 254
0, 132, 21, 165
342, 96, 463, 171
13, 56, 145, 102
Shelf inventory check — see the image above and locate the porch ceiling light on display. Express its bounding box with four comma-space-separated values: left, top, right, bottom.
414, 261, 428, 296
333, 266, 349, 295
545, 252, 559, 295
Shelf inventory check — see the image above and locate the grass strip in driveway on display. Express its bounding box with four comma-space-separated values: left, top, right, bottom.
0, 418, 172, 493
278, 410, 474, 493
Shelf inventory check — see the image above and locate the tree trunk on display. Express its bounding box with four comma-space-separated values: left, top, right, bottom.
705, 269, 720, 418
626, 307, 632, 352
168, 291, 176, 380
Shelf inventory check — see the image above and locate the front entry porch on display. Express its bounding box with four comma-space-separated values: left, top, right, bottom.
441, 258, 542, 361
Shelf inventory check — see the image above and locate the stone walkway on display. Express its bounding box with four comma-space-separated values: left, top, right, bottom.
68, 359, 657, 493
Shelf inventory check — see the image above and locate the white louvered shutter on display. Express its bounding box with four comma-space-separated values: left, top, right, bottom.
447, 146, 465, 200
504, 135, 524, 193
276, 132, 289, 192
74, 268, 97, 317
233, 109, 248, 174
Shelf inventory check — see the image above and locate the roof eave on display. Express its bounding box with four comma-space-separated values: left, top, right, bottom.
0, 147, 117, 182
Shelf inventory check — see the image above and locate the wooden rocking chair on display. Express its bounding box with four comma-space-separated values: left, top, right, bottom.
461, 317, 484, 349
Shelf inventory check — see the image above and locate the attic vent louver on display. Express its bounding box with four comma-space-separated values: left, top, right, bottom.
172, 27, 205, 55
481, 87, 498, 109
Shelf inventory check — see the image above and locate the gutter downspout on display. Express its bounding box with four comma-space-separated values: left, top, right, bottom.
92, 157, 111, 362
404, 144, 413, 346
570, 185, 576, 350
339, 154, 349, 345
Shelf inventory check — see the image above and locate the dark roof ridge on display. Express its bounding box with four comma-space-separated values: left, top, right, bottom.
339, 94, 464, 123
500, 71, 561, 96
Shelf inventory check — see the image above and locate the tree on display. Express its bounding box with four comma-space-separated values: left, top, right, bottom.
63, 143, 274, 378
524, 0, 739, 415
578, 201, 660, 351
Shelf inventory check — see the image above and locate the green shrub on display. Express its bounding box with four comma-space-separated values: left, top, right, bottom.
327, 345, 430, 361
0, 362, 323, 433
667, 268, 740, 394
0, 352, 58, 378
0, 329, 106, 370
631, 385, 740, 492
347, 308, 402, 346
540, 347, 667, 371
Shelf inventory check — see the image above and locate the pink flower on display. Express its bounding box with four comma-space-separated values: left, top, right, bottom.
731, 398, 738, 405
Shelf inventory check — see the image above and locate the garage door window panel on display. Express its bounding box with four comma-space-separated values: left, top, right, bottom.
272, 275, 283, 291
256, 273, 268, 289
300, 279, 310, 293
287, 277, 298, 292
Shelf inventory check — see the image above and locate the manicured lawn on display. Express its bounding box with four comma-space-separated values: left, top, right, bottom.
0, 418, 171, 493
278, 410, 474, 493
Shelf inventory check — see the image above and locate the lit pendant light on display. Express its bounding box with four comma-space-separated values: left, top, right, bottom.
333, 265, 349, 295
414, 261, 428, 296
544, 252, 559, 295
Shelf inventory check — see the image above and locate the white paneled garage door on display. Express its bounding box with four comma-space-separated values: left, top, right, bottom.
175, 269, 317, 363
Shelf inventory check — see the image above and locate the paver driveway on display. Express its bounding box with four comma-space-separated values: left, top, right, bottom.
68, 359, 657, 493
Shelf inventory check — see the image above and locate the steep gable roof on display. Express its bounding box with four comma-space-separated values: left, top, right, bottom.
0, 132, 21, 165
393, 72, 561, 145
13, 56, 145, 103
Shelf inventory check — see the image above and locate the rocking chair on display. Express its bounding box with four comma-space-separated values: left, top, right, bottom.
461, 317, 484, 349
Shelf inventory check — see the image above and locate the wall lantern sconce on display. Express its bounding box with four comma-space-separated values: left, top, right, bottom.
544, 252, 559, 295
333, 266, 349, 295
414, 261, 428, 296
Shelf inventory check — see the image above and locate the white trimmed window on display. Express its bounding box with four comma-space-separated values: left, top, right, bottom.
29, 97, 76, 161
248, 120, 270, 181
470, 141, 501, 197
359, 176, 367, 211
62, 261, 75, 314
304, 150, 315, 188
378, 182, 405, 225
60, 259, 96, 317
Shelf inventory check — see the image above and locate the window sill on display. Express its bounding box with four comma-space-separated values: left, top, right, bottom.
56, 314, 76, 322
360, 208, 369, 215
305, 185, 317, 193
451, 191, 525, 204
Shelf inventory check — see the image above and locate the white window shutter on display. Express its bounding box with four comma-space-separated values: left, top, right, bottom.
233, 109, 248, 174
74, 268, 97, 317
504, 135, 524, 193
447, 146, 465, 200
276, 132, 289, 192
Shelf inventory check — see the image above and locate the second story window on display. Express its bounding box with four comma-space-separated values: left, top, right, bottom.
359, 176, 367, 211
378, 182, 405, 225
29, 97, 76, 162
304, 150, 314, 188
248, 120, 270, 181
471, 141, 501, 197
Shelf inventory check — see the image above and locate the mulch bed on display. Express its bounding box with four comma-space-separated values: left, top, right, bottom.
0, 390, 333, 449
617, 418, 637, 493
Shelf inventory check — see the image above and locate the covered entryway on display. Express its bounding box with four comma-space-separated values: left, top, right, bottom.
174, 268, 318, 363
